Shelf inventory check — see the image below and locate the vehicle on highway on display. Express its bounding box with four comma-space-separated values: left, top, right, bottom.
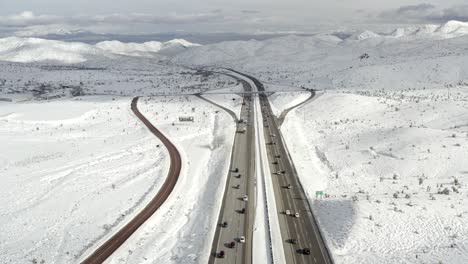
234, 168, 239, 173
287, 184, 292, 189
243, 195, 248, 201
239, 236, 245, 243
275, 155, 281, 158
285, 209, 291, 215
295, 212, 300, 218
302, 248, 311, 255
218, 250, 225, 258
230, 241, 236, 248
237, 174, 242, 178
272, 161, 278, 164
236, 184, 240, 189
271, 133, 276, 137
240, 208, 246, 214
289, 238, 297, 244
222, 221, 228, 228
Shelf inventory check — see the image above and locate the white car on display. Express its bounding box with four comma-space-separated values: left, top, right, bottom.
243, 195, 248, 201
285, 210, 291, 215
295, 212, 300, 218
239, 236, 246, 243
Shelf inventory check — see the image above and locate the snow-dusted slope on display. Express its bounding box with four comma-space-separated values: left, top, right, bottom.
95, 39, 200, 57
174, 23, 468, 91
0, 37, 109, 63
0, 37, 200, 64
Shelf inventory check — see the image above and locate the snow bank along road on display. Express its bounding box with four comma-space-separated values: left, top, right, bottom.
231, 69, 334, 264
208, 75, 256, 264
81, 97, 182, 264
277, 90, 315, 127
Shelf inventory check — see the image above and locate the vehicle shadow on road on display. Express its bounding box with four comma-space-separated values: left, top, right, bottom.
313, 199, 356, 249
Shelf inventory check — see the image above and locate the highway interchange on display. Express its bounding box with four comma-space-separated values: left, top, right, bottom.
208, 70, 333, 264
81, 68, 332, 264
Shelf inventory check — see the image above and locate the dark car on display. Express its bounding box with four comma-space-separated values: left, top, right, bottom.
230, 241, 236, 248
218, 250, 225, 258
240, 208, 246, 214
234, 168, 239, 173
302, 248, 311, 255
222, 221, 228, 228
290, 238, 297, 244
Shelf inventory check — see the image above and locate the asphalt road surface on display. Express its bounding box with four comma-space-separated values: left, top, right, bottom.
81, 97, 182, 264
231, 70, 333, 264
208, 79, 256, 264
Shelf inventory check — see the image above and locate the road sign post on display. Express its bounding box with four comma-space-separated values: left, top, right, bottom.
315, 190, 324, 199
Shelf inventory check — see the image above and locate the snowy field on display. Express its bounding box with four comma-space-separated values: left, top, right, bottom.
0, 36, 242, 263
2, 19, 468, 264
0, 97, 169, 263
280, 89, 468, 263
104, 94, 240, 264
0, 93, 241, 264
173, 20, 468, 264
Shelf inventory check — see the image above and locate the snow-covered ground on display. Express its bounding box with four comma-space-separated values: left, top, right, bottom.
2, 18, 468, 264
103, 94, 240, 264
281, 89, 468, 263
0, 36, 241, 263
172, 21, 468, 263
0, 97, 170, 264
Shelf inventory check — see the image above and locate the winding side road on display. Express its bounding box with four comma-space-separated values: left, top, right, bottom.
81, 97, 182, 264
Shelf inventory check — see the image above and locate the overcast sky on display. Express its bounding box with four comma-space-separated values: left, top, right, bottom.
0, 0, 467, 35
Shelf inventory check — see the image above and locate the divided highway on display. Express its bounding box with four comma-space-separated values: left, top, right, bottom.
231, 70, 333, 264
81, 97, 182, 264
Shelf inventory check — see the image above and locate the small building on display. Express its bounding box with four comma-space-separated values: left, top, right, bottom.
179, 116, 194, 122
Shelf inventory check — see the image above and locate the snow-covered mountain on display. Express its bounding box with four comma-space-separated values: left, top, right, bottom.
95, 39, 200, 57
390, 20, 468, 39
0, 37, 200, 63
173, 21, 468, 91
0, 37, 109, 63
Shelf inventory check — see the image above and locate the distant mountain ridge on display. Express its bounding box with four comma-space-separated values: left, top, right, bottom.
0, 37, 200, 63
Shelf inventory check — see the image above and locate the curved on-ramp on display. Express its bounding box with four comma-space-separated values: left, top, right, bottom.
195, 93, 239, 123
277, 90, 316, 127
81, 97, 182, 264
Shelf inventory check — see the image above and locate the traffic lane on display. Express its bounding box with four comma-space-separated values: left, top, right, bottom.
268, 107, 320, 263
265, 144, 298, 263
213, 105, 249, 263
262, 96, 313, 263
263, 102, 305, 263
243, 97, 255, 264
218, 101, 253, 263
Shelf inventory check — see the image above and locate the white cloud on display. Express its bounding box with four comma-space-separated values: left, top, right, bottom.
379, 3, 468, 23
0, 11, 229, 28
0, 11, 61, 27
